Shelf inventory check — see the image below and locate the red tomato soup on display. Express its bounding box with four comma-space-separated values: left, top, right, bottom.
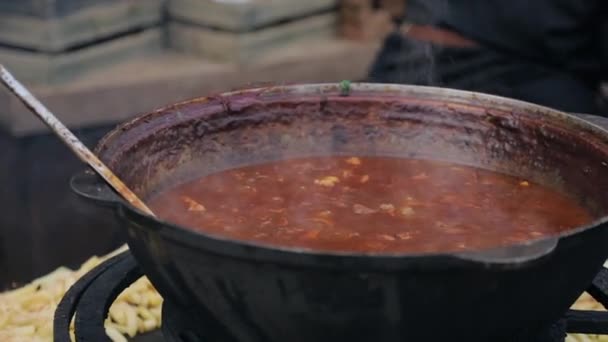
148, 157, 592, 253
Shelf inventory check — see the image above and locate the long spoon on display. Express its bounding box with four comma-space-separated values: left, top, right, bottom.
0, 65, 156, 217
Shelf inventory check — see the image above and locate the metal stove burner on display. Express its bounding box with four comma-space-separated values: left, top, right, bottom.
54, 252, 162, 342
54, 251, 608, 342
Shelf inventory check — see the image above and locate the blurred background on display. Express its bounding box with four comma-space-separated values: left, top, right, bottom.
0, 0, 606, 288
0, 0, 399, 288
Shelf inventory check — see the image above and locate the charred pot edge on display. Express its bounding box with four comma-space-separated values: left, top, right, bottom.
93, 83, 608, 172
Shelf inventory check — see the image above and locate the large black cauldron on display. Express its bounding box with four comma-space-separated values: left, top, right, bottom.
71, 84, 608, 342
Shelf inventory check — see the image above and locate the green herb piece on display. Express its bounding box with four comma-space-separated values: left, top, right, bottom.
339, 80, 351, 96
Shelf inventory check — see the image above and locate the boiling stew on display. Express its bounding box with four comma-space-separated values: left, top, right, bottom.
149, 157, 592, 253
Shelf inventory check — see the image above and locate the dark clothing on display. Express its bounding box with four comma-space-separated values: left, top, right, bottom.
369, 1, 608, 115
441, 1, 608, 83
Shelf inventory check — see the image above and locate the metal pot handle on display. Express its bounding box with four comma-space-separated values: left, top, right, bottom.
451, 237, 559, 265
70, 168, 124, 208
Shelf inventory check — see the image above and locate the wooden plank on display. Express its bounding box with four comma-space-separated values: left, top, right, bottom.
0, 0, 163, 52
168, 0, 338, 31
168, 13, 337, 63
0, 0, 122, 18
0, 28, 162, 84
0, 0, 55, 18
0, 39, 380, 136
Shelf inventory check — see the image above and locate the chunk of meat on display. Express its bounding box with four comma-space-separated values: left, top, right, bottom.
353, 204, 377, 215
396, 232, 413, 240
181, 196, 206, 212
314, 176, 340, 187
378, 234, 396, 241
345, 157, 361, 165
412, 173, 429, 180
317, 210, 332, 217
400, 207, 415, 217
302, 229, 322, 240
379, 203, 395, 215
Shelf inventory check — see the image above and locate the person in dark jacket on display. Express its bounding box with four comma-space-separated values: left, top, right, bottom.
369, 0, 608, 115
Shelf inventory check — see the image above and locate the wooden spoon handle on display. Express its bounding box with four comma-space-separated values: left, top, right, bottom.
0, 65, 155, 217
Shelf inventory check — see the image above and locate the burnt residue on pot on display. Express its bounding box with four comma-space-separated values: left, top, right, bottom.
94, 85, 608, 220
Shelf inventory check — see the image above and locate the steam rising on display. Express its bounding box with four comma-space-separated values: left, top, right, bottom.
147, 155, 593, 254
368, 0, 448, 86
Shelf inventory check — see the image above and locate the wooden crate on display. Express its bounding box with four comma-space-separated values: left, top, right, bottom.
0, 0, 124, 18
340, 0, 405, 41
0, 0, 164, 84
0, 29, 162, 84
0, 0, 164, 52
168, 0, 337, 31
169, 14, 337, 64
167, 0, 338, 63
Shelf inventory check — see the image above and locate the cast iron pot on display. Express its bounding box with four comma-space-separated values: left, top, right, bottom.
71, 83, 608, 342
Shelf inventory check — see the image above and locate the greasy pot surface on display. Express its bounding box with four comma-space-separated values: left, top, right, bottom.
74, 84, 608, 342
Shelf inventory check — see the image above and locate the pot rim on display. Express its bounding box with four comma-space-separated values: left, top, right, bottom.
90, 82, 608, 268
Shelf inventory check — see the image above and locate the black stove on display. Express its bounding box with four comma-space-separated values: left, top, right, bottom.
53, 251, 608, 342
